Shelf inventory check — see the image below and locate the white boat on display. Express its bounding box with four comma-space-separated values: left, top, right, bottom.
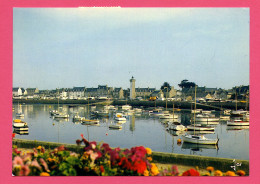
73, 113, 84, 121
230, 110, 248, 117
201, 110, 212, 114
182, 134, 219, 145
159, 113, 179, 119
114, 113, 127, 121
109, 124, 122, 129
191, 109, 202, 114
194, 114, 219, 122
220, 116, 230, 120
50, 110, 59, 116
199, 121, 219, 125
186, 125, 215, 131
227, 119, 249, 126
54, 113, 69, 119
168, 123, 186, 131
91, 110, 110, 117
13, 119, 28, 128
121, 105, 132, 111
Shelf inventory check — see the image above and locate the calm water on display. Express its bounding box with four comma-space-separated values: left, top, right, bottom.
13, 104, 249, 160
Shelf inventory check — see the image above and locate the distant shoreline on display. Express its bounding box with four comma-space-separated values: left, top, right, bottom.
12, 99, 248, 111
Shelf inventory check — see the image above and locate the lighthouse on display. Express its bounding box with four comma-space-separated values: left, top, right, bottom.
130, 76, 136, 99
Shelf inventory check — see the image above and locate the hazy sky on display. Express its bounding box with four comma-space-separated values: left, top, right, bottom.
13, 8, 249, 90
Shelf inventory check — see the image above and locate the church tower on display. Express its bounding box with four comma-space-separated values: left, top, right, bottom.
130, 76, 136, 99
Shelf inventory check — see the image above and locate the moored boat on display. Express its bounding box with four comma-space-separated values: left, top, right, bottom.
186, 124, 215, 131
81, 119, 100, 125
182, 134, 219, 145
227, 119, 249, 126
114, 113, 127, 121
73, 113, 84, 121
168, 122, 186, 131
109, 124, 122, 129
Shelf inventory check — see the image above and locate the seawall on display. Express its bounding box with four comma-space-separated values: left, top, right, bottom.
12, 139, 249, 173
13, 99, 247, 111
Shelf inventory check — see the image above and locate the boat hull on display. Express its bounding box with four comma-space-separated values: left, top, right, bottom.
182, 135, 218, 145
186, 125, 215, 131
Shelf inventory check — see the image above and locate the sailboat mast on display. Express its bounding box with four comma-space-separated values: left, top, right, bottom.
193, 86, 197, 135
235, 92, 237, 111
173, 103, 174, 120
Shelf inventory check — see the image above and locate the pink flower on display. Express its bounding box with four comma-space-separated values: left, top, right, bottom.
85, 150, 93, 156
90, 152, 99, 161
19, 165, 30, 176
171, 165, 179, 176
39, 158, 49, 172
13, 156, 24, 166
30, 159, 41, 170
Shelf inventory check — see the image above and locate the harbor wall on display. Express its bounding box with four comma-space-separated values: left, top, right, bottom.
13, 99, 247, 111
12, 139, 249, 173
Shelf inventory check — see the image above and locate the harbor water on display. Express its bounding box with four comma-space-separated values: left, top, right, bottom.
12, 104, 249, 160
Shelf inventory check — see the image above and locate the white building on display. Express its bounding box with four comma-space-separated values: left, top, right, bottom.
130, 76, 136, 99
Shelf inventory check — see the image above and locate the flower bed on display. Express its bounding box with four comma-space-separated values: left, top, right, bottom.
12, 134, 246, 176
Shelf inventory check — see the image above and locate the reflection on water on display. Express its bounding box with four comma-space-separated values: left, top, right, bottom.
12, 104, 249, 160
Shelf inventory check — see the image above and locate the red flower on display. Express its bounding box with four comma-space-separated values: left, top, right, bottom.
118, 157, 132, 170
182, 169, 200, 176
101, 143, 111, 153
57, 145, 66, 151
12, 133, 16, 139
100, 165, 105, 173
13, 148, 21, 155
81, 134, 84, 138
132, 159, 147, 174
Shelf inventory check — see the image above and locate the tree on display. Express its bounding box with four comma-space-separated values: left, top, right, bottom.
160, 82, 171, 91
178, 79, 196, 89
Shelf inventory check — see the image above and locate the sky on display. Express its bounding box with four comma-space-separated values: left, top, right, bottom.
13, 8, 249, 90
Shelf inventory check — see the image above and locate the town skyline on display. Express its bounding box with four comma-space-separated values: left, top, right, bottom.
13, 8, 249, 90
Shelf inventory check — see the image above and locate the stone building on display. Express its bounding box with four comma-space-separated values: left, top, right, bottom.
26, 88, 39, 96
135, 87, 156, 99
85, 85, 113, 98
113, 88, 124, 99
